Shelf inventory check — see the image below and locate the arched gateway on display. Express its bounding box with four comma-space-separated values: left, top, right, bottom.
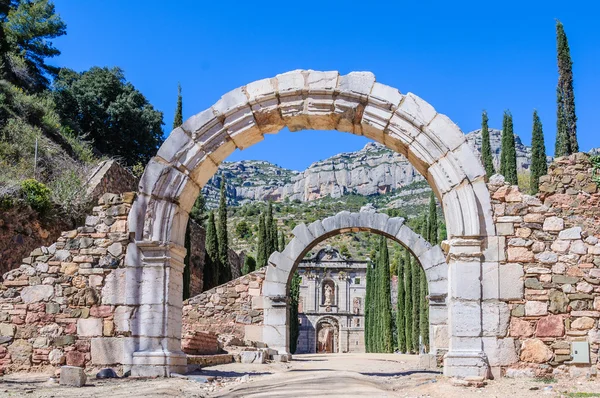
263, 210, 449, 357
126, 70, 512, 378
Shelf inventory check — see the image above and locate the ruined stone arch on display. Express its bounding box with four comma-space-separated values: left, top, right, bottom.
263, 210, 448, 357
126, 70, 508, 378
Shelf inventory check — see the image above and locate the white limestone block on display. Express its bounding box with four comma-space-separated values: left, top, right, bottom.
450, 263, 481, 300
181, 108, 216, 135
396, 92, 437, 129
338, 72, 376, 100
482, 301, 510, 337
306, 70, 338, 93
102, 268, 126, 305
77, 318, 103, 337
213, 87, 248, 117
276, 70, 306, 95
499, 263, 524, 300
369, 82, 403, 109
426, 113, 466, 152
419, 245, 444, 271
157, 127, 193, 163
449, 301, 482, 337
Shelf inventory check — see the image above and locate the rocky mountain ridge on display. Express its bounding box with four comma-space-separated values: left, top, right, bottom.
205, 129, 533, 205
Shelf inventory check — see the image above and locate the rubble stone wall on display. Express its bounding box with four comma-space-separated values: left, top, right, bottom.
182, 269, 265, 342
181, 331, 219, 355
491, 153, 600, 376
0, 193, 134, 375
85, 160, 138, 202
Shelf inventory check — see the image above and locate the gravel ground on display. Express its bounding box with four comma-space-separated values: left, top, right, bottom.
1, 353, 599, 397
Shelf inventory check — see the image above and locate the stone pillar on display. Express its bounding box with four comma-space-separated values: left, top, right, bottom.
129, 242, 188, 377
443, 238, 489, 378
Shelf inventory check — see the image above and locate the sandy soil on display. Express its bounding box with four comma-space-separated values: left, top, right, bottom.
1, 353, 599, 397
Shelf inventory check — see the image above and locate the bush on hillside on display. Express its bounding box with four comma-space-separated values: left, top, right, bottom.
20, 178, 52, 214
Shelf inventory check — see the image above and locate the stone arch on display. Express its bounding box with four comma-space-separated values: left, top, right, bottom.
126, 70, 504, 378
263, 210, 448, 357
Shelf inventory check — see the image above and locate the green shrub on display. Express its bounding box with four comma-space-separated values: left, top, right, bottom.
20, 178, 52, 214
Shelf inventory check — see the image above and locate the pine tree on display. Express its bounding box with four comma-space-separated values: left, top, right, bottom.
500, 111, 518, 185
256, 215, 267, 268
217, 179, 231, 284
173, 82, 183, 129
203, 212, 220, 290
530, 110, 548, 194
427, 192, 438, 245
481, 110, 495, 177
396, 249, 406, 353
289, 272, 302, 354
555, 21, 578, 156
404, 249, 413, 353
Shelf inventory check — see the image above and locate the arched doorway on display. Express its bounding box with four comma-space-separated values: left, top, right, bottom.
127, 70, 508, 379
316, 317, 339, 353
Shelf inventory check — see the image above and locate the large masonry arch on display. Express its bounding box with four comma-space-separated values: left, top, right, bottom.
262, 210, 449, 357
126, 70, 513, 379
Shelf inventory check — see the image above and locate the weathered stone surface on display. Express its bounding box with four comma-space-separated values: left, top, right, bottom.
548, 290, 569, 314
240, 349, 267, 364
519, 339, 553, 363
20, 285, 54, 303
77, 318, 103, 337
543, 217, 564, 232
571, 317, 596, 330
8, 339, 33, 366
558, 227, 582, 240
525, 301, 547, 316
60, 366, 87, 387
509, 318, 534, 337
507, 247, 534, 262
535, 315, 564, 337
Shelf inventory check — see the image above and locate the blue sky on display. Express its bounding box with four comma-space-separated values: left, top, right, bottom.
52, 0, 599, 171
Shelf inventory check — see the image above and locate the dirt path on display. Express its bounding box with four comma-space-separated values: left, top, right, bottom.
1, 353, 600, 397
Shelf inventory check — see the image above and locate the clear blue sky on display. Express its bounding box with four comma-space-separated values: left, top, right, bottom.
52, 0, 599, 171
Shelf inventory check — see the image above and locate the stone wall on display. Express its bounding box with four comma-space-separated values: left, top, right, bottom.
490, 153, 600, 376
181, 331, 219, 355
84, 160, 138, 202
182, 269, 265, 342
0, 192, 133, 375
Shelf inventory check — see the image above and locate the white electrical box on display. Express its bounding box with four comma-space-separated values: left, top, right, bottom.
571, 341, 590, 364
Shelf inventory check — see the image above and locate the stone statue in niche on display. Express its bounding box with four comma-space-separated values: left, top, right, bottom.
324, 284, 333, 306
353, 297, 361, 315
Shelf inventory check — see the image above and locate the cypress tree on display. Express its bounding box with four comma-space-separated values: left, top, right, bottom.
203, 212, 219, 290
530, 110, 548, 195
419, 268, 429, 352
411, 255, 420, 352
279, 231, 286, 252
173, 83, 183, 129
270, 217, 278, 255
500, 111, 518, 185
396, 249, 406, 353
289, 272, 302, 354
555, 21, 578, 156
481, 110, 495, 178
427, 192, 438, 245
365, 255, 373, 352
377, 236, 393, 352
404, 249, 413, 353
256, 215, 267, 268
217, 179, 231, 284
266, 202, 274, 254
241, 255, 256, 275
183, 218, 191, 299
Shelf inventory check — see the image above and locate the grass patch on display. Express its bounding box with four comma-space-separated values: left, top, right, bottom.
565, 393, 600, 398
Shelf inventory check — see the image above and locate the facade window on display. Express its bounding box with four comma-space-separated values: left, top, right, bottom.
354, 277, 360, 284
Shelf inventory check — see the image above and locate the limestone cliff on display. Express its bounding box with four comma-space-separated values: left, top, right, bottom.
204, 129, 533, 204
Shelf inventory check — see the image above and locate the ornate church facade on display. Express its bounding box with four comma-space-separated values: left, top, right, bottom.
295, 246, 367, 354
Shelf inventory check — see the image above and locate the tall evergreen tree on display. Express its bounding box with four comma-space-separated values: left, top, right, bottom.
183, 218, 191, 299
270, 217, 278, 255
427, 192, 438, 245
256, 215, 267, 268
241, 255, 256, 275
377, 236, 394, 352
289, 272, 302, 354
279, 231, 286, 252
419, 268, 429, 351
403, 249, 413, 353
396, 249, 406, 353
555, 21, 578, 156
266, 202, 274, 254
530, 110, 548, 194
365, 255, 373, 352
411, 255, 420, 352
217, 179, 231, 284
203, 211, 219, 290
173, 82, 183, 129
500, 111, 518, 185
480, 110, 495, 178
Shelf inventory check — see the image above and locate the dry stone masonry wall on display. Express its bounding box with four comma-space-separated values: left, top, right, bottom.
490, 153, 600, 377
0, 193, 134, 375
